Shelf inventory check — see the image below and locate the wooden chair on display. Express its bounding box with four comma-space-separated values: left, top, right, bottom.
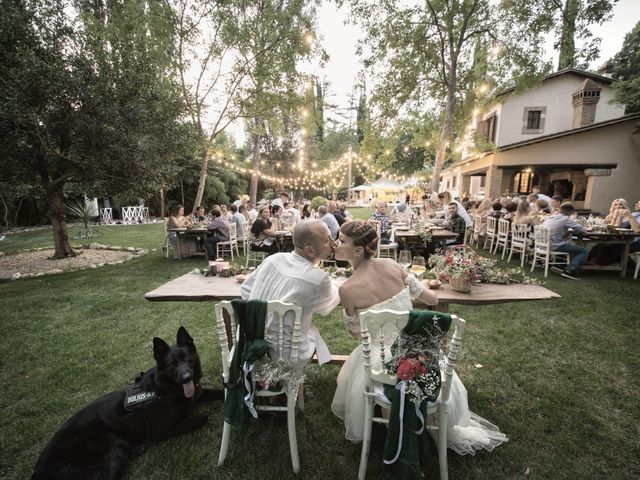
216, 223, 239, 261
239, 223, 251, 255
162, 222, 174, 258
483, 216, 498, 252
357, 308, 466, 480
245, 249, 267, 268
370, 220, 398, 261
508, 223, 532, 267
493, 218, 511, 259
530, 225, 570, 277
216, 300, 305, 473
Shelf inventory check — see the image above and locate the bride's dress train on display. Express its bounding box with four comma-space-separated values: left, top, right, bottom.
331, 287, 507, 454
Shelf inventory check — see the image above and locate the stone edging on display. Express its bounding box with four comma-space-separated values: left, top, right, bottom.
2, 243, 148, 281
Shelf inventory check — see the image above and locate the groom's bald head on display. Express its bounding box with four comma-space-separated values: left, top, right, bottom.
293, 221, 334, 263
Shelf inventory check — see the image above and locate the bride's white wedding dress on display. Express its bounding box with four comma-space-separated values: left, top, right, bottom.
331, 280, 507, 455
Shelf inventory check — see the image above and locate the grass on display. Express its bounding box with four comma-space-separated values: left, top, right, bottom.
0, 223, 639, 479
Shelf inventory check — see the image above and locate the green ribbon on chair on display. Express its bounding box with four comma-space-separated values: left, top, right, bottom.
383, 309, 452, 479
223, 299, 268, 432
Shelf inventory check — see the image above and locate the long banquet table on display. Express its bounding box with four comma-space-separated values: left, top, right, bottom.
572, 230, 637, 277
145, 272, 561, 311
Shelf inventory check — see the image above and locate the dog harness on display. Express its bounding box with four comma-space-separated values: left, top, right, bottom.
124, 372, 160, 411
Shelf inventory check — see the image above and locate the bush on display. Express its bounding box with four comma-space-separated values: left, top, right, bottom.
310, 196, 328, 211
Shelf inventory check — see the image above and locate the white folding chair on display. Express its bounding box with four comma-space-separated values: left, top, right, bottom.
245, 249, 267, 268
162, 222, 174, 258
239, 223, 251, 255
216, 223, 239, 261
493, 218, 511, 259
358, 308, 465, 480
508, 223, 532, 267
216, 300, 305, 473
530, 225, 570, 277
370, 220, 399, 260
471, 213, 483, 248
629, 251, 640, 280
483, 216, 498, 252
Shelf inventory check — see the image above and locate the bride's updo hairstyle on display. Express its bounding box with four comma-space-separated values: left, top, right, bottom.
340, 220, 378, 258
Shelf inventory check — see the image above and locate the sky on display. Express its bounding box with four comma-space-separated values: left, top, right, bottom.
228, 0, 640, 143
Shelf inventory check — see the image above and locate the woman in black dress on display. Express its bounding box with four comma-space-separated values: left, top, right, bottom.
249, 207, 279, 255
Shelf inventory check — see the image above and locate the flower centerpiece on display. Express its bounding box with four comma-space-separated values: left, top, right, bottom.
428, 247, 479, 292
414, 224, 433, 247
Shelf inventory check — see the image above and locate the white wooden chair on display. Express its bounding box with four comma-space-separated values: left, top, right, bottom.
493, 218, 511, 259
629, 251, 640, 279
216, 223, 239, 261
162, 222, 174, 258
470, 213, 483, 248
508, 223, 532, 267
483, 216, 498, 252
239, 223, 251, 255
245, 249, 267, 268
530, 225, 570, 277
216, 300, 305, 473
463, 226, 474, 247
357, 308, 465, 480
370, 220, 398, 261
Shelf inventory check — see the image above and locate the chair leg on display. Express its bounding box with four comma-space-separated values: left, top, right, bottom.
297, 387, 304, 412
358, 399, 374, 480
544, 254, 549, 277
218, 421, 232, 466
287, 392, 300, 473
634, 259, 640, 279
437, 405, 449, 480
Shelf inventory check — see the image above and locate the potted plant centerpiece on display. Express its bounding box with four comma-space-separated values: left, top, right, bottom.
427, 246, 480, 292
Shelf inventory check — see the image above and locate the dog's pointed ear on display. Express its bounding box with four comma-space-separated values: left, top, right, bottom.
177, 326, 194, 349
153, 337, 170, 362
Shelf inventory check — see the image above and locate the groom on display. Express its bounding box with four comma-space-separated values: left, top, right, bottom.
240, 220, 340, 364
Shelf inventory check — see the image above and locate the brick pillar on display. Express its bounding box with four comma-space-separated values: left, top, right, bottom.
485, 165, 502, 199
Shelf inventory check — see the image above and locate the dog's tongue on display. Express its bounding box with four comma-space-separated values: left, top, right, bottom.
183, 380, 195, 398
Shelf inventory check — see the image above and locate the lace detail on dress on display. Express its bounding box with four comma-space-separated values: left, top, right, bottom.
343, 310, 360, 335
404, 274, 426, 299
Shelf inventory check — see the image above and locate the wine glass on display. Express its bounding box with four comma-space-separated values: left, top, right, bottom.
411, 255, 426, 277
398, 250, 412, 270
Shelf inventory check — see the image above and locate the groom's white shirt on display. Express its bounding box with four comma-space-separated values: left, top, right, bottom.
240, 251, 340, 364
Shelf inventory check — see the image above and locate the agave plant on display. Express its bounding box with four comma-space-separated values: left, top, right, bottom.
66, 200, 99, 238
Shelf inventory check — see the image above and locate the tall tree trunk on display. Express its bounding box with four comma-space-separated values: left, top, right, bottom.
47, 182, 75, 259
558, 0, 578, 70
193, 147, 209, 212
249, 117, 263, 203
430, 81, 457, 193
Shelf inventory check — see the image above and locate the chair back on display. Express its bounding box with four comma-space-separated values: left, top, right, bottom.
369, 220, 382, 257
214, 300, 303, 382
533, 225, 551, 253
228, 222, 237, 241
511, 223, 531, 245
497, 218, 510, 237
486, 216, 498, 235
359, 308, 466, 404
472, 213, 483, 236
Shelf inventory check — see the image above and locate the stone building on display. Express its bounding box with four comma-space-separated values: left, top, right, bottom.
440, 68, 640, 214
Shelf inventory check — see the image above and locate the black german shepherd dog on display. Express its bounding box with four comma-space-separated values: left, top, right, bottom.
32, 326, 220, 480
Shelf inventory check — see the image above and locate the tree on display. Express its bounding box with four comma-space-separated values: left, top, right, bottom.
342, 0, 550, 191
0, 0, 192, 257
612, 21, 640, 114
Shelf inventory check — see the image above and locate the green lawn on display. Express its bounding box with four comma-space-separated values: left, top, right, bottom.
1, 223, 638, 479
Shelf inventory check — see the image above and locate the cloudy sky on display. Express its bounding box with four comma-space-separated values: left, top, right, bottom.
229, 0, 639, 142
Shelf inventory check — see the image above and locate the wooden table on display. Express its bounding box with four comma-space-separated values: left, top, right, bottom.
394, 228, 460, 251
145, 272, 560, 311
572, 230, 637, 277
167, 228, 208, 259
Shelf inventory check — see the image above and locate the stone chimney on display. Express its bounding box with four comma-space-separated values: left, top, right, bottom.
572, 79, 602, 128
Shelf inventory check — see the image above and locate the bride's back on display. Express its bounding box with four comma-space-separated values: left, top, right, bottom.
339, 258, 406, 313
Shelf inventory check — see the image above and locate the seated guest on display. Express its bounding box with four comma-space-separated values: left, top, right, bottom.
249, 206, 279, 255
192, 205, 207, 223
605, 198, 630, 226
513, 200, 539, 226
550, 195, 563, 213
167, 204, 196, 258
531, 185, 552, 205
246, 202, 258, 223
369, 201, 390, 244
301, 204, 312, 219
270, 204, 283, 231
503, 201, 518, 223
318, 205, 340, 240
230, 204, 245, 239
339, 203, 352, 219
438, 191, 472, 227
536, 198, 551, 214
628, 200, 640, 254
204, 207, 230, 261
544, 203, 588, 280
390, 202, 407, 216
328, 201, 347, 226
240, 221, 340, 364
271, 191, 290, 209
445, 202, 466, 245
220, 204, 232, 222
419, 194, 438, 218
488, 202, 503, 219
280, 203, 297, 229
239, 204, 251, 225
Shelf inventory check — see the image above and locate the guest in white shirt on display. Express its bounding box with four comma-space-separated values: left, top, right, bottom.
280, 202, 301, 228
317, 205, 340, 239
246, 202, 258, 223
271, 191, 289, 210
240, 221, 340, 364
229, 204, 245, 239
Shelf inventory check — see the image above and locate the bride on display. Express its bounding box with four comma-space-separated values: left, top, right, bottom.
331, 220, 507, 455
